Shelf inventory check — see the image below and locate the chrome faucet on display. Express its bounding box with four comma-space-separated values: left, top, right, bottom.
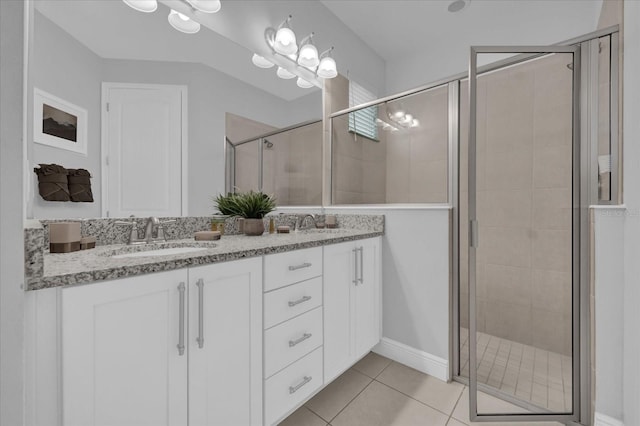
116, 216, 176, 244
295, 214, 316, 231
144, 217, 160, 243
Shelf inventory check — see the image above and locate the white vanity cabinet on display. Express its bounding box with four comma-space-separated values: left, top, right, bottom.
263, 247, 324, 426
61, 269, 189, 426
188, 257, 263, 426
60, 257, 263, 426
323, 237, 382, 383
32, 235, 382, 426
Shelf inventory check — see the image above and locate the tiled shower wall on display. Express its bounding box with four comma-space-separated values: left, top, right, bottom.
460, 53, 574, 356
330, 75, 449, 205
227, 113, 322, 205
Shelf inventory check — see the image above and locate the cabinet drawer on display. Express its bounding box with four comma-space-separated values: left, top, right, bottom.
264, 277, 322, 329
264, 307, 322, 378
264, 347, 323, 426
264, 247, 322, 291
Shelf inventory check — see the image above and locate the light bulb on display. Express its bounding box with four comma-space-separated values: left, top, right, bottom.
298, 43, 319, 68
252, 54, 274, 69
393, 110, 405, 119
317, 56, 337, 78
296, 77, 314, 88
411, 119, 420, 127
274, 27, 297, 55
186, 0, 221, 13
276, 67, 296, 79
168, 9, 200, 34
122, 0, 157, 13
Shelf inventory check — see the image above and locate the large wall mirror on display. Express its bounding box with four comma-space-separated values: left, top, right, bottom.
26, 0, 323, 219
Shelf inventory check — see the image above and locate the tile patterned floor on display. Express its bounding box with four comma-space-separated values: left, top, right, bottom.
279, 352, 564, 426
459, 328, 573, 412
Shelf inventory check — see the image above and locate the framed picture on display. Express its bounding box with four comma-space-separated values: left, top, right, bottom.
33, 88, 87, 155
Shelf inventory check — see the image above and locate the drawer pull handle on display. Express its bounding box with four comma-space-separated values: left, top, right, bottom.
289, 376, 312, 394
196, 278, 204, 349
177, 282, 186, 356
289, 333, 312, 347
288, 295, 312, 307
288, 262, 312, 271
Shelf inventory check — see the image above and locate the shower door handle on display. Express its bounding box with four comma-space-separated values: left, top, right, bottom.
470, 220, 479, 248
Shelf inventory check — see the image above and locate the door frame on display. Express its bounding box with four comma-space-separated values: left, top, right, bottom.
466, 45, 582, 424
100, 82, 189, 217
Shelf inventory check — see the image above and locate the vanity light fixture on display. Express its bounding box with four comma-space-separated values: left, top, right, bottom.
296, 77, 314, 88
122, 0, 221, 34
123, 0, 158, 13
386, 104, 419, 128
276, 67, 296, 80
316, 47, 337, 78
186, 0, 221, 14
252, 54, 275, 69
168, 9, 201, 34
297, 33, 319, 68
274, 15, 298, 55
253, 15, 338, 89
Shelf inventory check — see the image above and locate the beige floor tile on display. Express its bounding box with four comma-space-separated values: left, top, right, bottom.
278, 406, 327, 426
331, 381, 449, 426
451, 388, 562, 426
351, 352, 393, 379
447, 418, 468, 426
305, 369, 371, 422
376, 362, 465, 415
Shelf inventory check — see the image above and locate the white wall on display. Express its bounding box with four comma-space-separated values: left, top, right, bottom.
30, 10, 103, 218
623, 3, 640, 425
0, 0, 25, 424
324, 207, 451, 363
593, 207, 625, 421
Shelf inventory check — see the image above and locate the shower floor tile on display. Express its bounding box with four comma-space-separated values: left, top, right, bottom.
459, 328, 573, 413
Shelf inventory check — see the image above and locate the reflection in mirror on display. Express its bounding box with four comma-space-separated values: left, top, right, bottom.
27, 0, 321, 219
331, 83, 449, 205
227, 117, 323, 206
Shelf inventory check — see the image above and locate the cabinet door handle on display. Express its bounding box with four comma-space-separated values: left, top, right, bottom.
358, 246, 364, 284
289, 333, 312, 347
196, 278, 204, 349
289, 376, 312, 394
288, 295, 312, 307
177, 282, 186, 356
288, 262, 312, 271
352, 248, 358, 285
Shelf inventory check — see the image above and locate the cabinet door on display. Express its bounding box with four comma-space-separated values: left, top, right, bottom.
188, 257, 263, 426
354, 237, 382, 358
62, 269, 188, 426
323, 241, 356, 383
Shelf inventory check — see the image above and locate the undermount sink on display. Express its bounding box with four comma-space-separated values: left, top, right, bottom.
108, 243, 215, 259
297, 228, 350, 234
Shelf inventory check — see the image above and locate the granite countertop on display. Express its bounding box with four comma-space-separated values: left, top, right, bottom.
31, 228, 383, 290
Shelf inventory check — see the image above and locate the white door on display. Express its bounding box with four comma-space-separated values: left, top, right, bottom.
354, 237, 381, 358
188, 258, 263, 426
102, 83, 186, 218
323, 241, 356, 382
61, 270, 189, 426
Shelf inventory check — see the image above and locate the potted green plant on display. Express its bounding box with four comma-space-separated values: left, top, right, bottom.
213, 191, 276, 236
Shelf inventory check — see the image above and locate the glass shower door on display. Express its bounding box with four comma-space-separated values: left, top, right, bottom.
467, 45, 581, 423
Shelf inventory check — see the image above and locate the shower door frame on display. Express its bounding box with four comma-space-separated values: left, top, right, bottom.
467, 45, 582, 424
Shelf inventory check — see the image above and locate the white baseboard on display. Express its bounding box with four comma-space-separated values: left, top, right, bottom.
594, 412, 624, 426
372, 337, 449, 382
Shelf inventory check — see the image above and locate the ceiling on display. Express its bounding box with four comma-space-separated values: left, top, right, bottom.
35, 0, 604, 101
321, 0, 603, 62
